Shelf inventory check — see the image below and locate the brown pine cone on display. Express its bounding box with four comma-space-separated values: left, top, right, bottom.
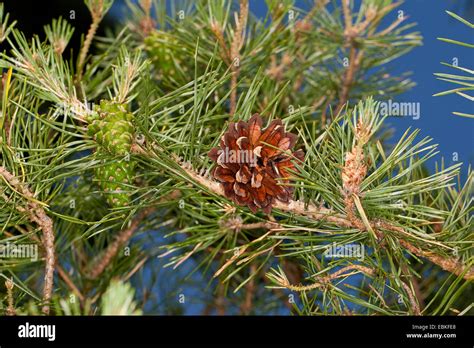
208, 114, 304, 214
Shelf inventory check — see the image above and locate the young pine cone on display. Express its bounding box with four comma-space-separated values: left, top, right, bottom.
208, 114, 304, 214
144, 30, 187, 78
87, 100, 135, 208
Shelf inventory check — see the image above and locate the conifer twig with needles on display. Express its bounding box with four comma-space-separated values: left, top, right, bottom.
229, 0, 248, 115
0, 166, 55, 315
75, 0, 113, 84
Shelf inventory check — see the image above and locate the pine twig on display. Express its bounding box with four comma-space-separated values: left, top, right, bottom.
337, 29, 363, 113
216, 282, 226, 315
269, 265, 375, 292
56, 265, 85, 303
5, 278, 16, 316
209, 0, 249, 115
229, 0, 249, 115
337, 46, 363, 113
85, 188, 181, 279
0, 166, 55, 315
395, 235, 474, 280
10, 222, 85, 304
86, 207, 156, 279
11, 225, 85, 304
240, 264, 257, 315
400, 264, 424, 313
263, 275, 295, 312
210, 21, 231, 65
336, 2, 378, 114
219, 215, 281, 231
400, 280, 421, 315
75, 0, 109, 84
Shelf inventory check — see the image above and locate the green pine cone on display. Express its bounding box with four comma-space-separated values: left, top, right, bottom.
95, 159, 135, 208
144, 30, 186, 77
88, 100, 134, 155
88, 100, 136, 208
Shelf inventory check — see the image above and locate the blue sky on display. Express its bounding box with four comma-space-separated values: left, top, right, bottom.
378, 0, 473, 176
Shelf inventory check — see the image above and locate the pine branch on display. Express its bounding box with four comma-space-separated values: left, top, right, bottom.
229, 0, 248, 115
86, 206, 156, 279
15, 228, 86, 303
131, 98, 472, 281
4, 30, 91, 122
85, 188, 181, 279
396, 237, 473, 280
0, 166, 55, 314
337, 46, 364, 114
240, 263, 256, 315
210, 21, 231, 65
337, 1, 367, 113
400, 279, 421, 315
56, 265, 85, 303
75, 0, 114, 84
0, 0, 468, 316
267, 264, 375, 292
3, 203, 86, 304
137, 143, 473, 280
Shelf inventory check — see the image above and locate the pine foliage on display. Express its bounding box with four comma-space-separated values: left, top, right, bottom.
0, 0, 471, 316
